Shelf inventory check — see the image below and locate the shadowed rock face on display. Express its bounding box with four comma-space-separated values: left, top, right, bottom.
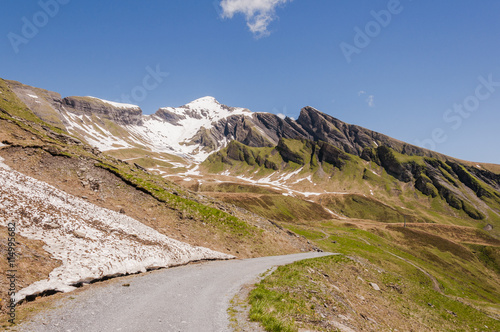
62, 97, 144, 126
154, 108, 186, 125
252, 113, 311, 142
296, 107, 440, 158
186, 112, 311, 154
191, 106, 442, 160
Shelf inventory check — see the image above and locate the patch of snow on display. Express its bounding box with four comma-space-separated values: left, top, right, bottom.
280, 167, 303, 182
0, 167, 232, 303
225, 172, 348, 198
0, 156, 10, 170
370, 190, 374, 196
87, 96, 140, 110
324, 207, 345, 219
61, 110, 135, 152
27, 94, 39, 99
476, 165, 482, 168
169, 162, 187, 168
162, 96, 251, 120
184, 165, 201, 176
148, 168, 167, 175
300, 192, 322, 198
123, 99, 251, 162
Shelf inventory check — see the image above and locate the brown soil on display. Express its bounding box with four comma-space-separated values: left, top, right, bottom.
0, 226, 61, 316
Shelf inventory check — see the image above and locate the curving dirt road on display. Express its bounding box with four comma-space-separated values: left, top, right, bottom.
18, 252, 335, 332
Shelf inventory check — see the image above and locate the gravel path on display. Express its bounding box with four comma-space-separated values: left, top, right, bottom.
18, 252, 335, 332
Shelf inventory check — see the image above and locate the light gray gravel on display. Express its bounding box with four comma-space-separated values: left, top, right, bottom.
18, 252, 335, 332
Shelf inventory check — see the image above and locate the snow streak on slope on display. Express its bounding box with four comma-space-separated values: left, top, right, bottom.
0, 160, 233, 303
61, 111, 136, 151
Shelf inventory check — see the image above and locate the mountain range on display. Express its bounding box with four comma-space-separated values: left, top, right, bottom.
5, 78, 500, 225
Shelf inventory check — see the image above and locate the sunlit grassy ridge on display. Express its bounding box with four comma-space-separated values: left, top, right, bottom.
95, 161, 255, 235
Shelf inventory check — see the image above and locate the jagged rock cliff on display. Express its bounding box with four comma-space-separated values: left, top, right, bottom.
62, 96, 144, 126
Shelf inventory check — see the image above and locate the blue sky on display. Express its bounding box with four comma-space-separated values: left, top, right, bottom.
1, 0, 499, 164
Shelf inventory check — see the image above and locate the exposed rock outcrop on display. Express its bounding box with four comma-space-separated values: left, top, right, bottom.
62, 96, 143, 126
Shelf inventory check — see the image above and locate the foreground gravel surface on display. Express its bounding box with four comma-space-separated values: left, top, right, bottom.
18, 252, 335, 332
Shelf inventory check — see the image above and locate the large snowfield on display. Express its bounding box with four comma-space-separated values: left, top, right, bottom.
0, 157, 233, 303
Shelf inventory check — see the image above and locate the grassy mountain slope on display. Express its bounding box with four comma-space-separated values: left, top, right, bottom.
203, 138, 500, 232
201, 137, 500, 331
247, 220, 500, 331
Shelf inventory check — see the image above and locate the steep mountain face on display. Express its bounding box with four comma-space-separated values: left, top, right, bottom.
62, 96, 143, 126
208, 135, 500, 221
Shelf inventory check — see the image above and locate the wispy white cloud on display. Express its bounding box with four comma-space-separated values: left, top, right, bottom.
366, 95, 375, 107
358, 91, 374, 107
220, 0, 292, 38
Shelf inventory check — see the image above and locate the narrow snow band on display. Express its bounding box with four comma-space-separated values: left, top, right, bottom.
87, 96, 140, 110
0, 167, 234, 303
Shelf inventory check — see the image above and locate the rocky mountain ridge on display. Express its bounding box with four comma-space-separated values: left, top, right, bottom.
4, 78, 500, 226
6, 79, 442, 163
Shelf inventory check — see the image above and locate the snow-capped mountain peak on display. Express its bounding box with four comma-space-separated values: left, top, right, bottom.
159, 96, 251, 122
185, 96, 220, 108
8, 81, 256, 162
